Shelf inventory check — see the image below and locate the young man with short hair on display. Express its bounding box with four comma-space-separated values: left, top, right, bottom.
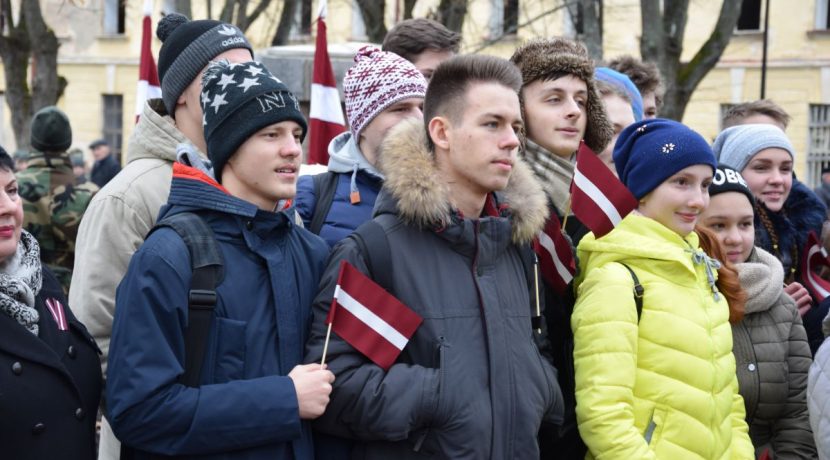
70, 13, 254, 459
107, 60, 332, 460
305, 54, 562, 458
722, 98, 791, 131
294, 47, 426, 247
607, 55, 664, 119
382, 18, 461, 80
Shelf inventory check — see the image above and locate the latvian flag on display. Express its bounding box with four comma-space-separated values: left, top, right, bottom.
800, 231, 830, 301
534, 213, 576, 296
308, 0, 346, 165
326, 260, 422, 370
135, 0, 161, 123
570, 141, 638, 238
45, 298, 68, 331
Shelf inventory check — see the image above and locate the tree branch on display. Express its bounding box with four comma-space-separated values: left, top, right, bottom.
678, 0, 743, 88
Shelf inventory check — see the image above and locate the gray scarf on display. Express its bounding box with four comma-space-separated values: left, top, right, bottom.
0, 231, 43, 335
737, 247, 789, 315
523, 140, 574, 215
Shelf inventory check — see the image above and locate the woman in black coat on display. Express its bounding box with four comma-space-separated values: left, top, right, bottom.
0, 146, 102, 459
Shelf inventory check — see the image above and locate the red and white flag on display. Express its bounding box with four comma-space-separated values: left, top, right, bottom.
308, 0, 346, 165
326, 260, 422, 370
45, 298, 68, 331
800, 231, 830, 301
570, 141, 638, 238
534, 213, 576, 295
135, 0, 161, 123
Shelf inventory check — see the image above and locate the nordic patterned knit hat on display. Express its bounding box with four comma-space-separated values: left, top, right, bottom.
509, 37, 613, 153
344, 46, 427, 139
156, 13, 254, 117
201, 60, 306, 182
712, 124, 795, 173
614, 118, 716, 199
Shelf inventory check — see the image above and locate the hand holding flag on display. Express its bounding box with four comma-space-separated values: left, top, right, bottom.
321, 261, 422, 370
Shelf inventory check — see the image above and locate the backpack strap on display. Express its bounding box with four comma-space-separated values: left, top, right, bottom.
350, 219, 394, 292
310, 172, 340, 235
148, 212, 225, 388
618, 262, 644, 322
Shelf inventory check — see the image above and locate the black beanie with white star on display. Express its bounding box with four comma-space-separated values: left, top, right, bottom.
201, 60, 307, 182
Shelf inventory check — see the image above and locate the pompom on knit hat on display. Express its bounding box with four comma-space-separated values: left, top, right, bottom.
30, 106, 72, 153
156, 13, 254, 117
594, 67, 643, 122
712, 124, 795, 173
344, 46, 427, 139
509, 37, 613, 154
613, 118, 717, 199
710, 164, 756, 207
201, 60, 307, 182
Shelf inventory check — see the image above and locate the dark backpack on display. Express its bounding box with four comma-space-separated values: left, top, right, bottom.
119, 212, 224, 460
309, 172, 339, 235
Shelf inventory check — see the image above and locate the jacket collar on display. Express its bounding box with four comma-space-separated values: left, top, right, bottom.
375, 118, 547, 244
127, 98, 196, 163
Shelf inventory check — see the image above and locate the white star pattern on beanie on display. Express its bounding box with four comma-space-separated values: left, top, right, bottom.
217, 73, 237, 91
269, 75, 282, 84
245, 66, 264, 77
238, 77, 260, 93
201, 91, 211, 106
210, 92, 228, 113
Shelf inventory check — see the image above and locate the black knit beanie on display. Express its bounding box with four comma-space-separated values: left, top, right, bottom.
709, 164, 756, 206
201, 60, 307, 182
156, 13, 253, 117
30, 106, 72, 153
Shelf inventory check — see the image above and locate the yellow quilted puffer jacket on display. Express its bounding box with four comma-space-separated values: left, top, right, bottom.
572, 214, 754, 460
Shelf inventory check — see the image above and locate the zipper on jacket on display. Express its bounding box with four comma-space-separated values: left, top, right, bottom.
644, 416, 657, 444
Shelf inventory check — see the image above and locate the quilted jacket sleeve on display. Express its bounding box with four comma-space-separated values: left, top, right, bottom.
770, 309, 816, 457
809, 337, 830, 459
729, 376, 755, 459
572, 262, 656, 460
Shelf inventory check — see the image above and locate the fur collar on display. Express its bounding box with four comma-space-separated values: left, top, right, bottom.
377, 118, 548, 244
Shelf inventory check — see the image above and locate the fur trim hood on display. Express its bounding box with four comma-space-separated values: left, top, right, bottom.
376, 118, 548, 244
510, 38, 613, 154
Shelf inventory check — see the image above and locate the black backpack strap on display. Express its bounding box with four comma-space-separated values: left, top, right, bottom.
310, 172, 340, 235
350, 219, 394, 292
618, 263, 644, 322
149, 212, 225, 388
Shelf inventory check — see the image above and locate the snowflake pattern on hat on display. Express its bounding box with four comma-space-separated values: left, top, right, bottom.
344, 46, 427, 138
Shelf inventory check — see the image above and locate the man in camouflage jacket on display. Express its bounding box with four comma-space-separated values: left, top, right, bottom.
18, 106, 98, 292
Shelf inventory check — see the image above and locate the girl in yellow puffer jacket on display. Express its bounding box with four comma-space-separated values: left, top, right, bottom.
572, 119, 754, 460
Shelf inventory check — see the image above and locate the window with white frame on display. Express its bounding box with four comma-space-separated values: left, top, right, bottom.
808, 104, 830, 187
736, 0, 762, 32
817, 0, 830, 30
102, 95, 123, 161
103, 0, 126, 35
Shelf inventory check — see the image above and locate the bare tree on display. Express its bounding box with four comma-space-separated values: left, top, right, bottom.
271, 0, 299, 46
355, 0, 386, 43
403, 0, 417, 20
219, 0, 273, 33
436, 0, 467, 32
578, 0, 603, 60
640, 0, 744, 120
0, 0, 65, 150
174, 0, 192, 18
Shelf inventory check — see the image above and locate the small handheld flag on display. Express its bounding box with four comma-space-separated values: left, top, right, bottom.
534, 213, 576, 296
570, 141, 638, 238
800, 231, 830, 301
322, 260, 422, 370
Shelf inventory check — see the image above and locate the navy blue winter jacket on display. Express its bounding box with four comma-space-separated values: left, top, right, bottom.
106, 163, 329, 459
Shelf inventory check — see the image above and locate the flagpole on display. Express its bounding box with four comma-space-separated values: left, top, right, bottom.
560, 194, 573, 231
321, 323, 333, 366
533, 256, 542, 334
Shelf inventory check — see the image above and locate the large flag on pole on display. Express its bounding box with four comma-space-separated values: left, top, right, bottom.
800, 231, 830, 301
326, 261, 422, 370
534, 213, 576, 295
570, 141, 638, 238
135, 0, 161, 123
308, 0, 346, 165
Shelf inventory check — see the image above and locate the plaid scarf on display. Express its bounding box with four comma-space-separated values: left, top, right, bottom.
523, 140, 574, 215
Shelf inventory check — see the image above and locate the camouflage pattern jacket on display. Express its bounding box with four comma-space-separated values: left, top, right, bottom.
18, 153, 98, 291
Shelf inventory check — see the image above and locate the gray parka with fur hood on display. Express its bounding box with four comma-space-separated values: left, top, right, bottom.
305, 118, 563, 459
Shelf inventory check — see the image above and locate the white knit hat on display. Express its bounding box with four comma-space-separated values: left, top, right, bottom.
344, 46, 427, 139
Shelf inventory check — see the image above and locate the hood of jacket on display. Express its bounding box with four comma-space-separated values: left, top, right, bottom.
576, 213, 719, 289
127, 99, 203, 164
326, 131, 383, 179
737, 247, 793, 315
374, 118, 547, 244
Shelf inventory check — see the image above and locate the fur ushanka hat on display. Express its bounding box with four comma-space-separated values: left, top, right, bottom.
510, 38, 613, 154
